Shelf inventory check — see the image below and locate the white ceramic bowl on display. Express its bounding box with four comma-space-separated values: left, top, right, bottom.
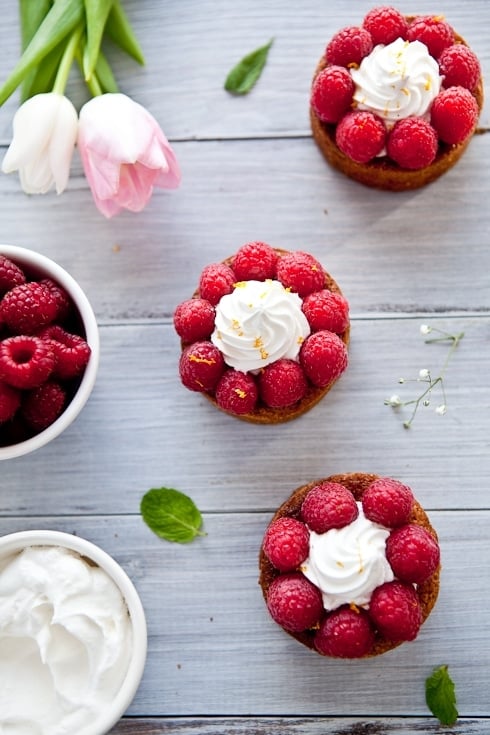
0, 244, 99, 460
0, 529, 147, 735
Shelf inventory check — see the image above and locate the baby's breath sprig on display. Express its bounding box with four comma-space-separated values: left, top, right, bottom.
384, 324, 464, 429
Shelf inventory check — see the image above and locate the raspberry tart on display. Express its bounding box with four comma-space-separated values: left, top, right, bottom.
174, 242, 350, 424
310, 7, 484, 190
259, 473, 440, 657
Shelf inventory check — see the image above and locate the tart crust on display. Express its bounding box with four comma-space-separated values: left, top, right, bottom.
258, 472, 441, 657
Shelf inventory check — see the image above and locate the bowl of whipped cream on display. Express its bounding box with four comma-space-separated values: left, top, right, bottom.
0, 530, 147, 735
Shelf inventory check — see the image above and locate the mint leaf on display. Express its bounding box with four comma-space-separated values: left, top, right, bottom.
425, 665, 458, 726
140, 487, 205, 544
224, 38, 273, 95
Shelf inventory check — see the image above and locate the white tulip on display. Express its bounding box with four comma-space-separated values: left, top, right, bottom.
2, 93, 78, 195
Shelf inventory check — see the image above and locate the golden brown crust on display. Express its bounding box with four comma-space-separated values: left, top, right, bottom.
258, 473, 441, 657
189, 248, 350, 424
310, 25, 484, 191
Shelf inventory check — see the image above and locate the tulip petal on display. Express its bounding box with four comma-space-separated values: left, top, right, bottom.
115, 162, 158, 212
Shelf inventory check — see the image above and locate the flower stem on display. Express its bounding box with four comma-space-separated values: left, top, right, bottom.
53, 23, 84, 95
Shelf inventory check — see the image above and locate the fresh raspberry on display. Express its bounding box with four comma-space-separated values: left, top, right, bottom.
301, 289, 350, 334
198, 263, 236, 306
406, 15, 455, 59
21, 380, 67, 431
266, 572, 323, 632
369, 580, 422, 642
361, 477, 414, 528
179, 341, 225, 393
299, 330, 348, 388
173, 298, 216, 343
439, 44, 481, 92
336, 110, 386, 164
430, 86, 479, 144
39, 278, 72, 322
310, 66, 355, 124
0, 336, 55, 389
0, 380, 21, 422
263, 517, 310, 572
215, 369, 258, 415
276, 251, 325, 298
0, 282, 58, 335
386, 116, 438, 170
326, 26, 373, 68
314, 606, 375, 658
37, 325, 91, 379
231, 241, 278, 281
300, 481, 358, 534
259, 359, 307, 408
362, 6, 409, 46
0, 255, 26, 296
386, 524, 440, 585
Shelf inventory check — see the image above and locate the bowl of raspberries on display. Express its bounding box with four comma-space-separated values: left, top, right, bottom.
259, 473, 441, 658
0, 245, 99, 459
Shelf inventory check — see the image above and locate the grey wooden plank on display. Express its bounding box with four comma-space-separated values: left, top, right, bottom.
0, 512, 487, 717
0, 316, 488, 514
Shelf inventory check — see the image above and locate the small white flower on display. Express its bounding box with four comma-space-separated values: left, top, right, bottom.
398, 377, 405, 384
420, 324, 432, 335
419, 368, 430, 379
435, 404, 447, 415
386, 394, 402, 407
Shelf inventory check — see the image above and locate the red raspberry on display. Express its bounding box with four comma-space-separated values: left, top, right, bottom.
0, 380, 21, 422
231, 241, 278, 281
386, 524, 440, 585
336, 110, 386, 164
179, 341, 225, 393
39, 278, 72, 322
37, 325, 91, 379
263, 517, 310, 572
386, 116, 438, 170
406, 15, 455, 59
314, 606, 375, 658
259, 359, 307, 408
301, 289, 350, 334
0, 255, 26, 296
215, 369, 258, 415
266, 572, 323, 632
22, 380, 67, 431
326, 26, 373, 68
430, 86, 479, 144
369, 580, 422, 642
0, 282, 58, 335
276, 251, 325, 298
198, 263, 236, 306
173, 298, 216, 343
0, 335, 55, 389
361, 477, 414, 528
301, 481, 358, 534
439, 44, 481, 92
362, 6, 409, 46
299, 330, 348, 388
310, 66, 355, 124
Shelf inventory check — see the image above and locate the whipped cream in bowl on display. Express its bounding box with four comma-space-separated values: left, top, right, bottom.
0, 530, 147, 735
351, 38, 442, 125
211, 279, 311, 373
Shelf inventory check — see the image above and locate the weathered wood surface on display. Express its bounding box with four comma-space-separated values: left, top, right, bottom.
0, 0, 489, 733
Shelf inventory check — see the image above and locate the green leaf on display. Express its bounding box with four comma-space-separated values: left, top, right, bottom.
425, 665, 459, 726
83, 0, 114, 80
0, 0, 84, 106
105, 0, 145, 65
140, 488, 205, 544
21, 40, 66, 101
224, 38, 273, 95
19, 0, 53, 99
94, 49, 119, 93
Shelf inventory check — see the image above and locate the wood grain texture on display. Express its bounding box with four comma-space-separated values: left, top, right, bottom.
0, 0, 489, 732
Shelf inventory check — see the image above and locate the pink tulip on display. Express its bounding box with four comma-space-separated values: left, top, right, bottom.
77, 93, 181, 218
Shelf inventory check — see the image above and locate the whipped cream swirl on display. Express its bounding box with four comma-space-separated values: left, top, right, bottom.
351, 38, 442, 124
302, 504, 394, 611
211, 279, 310, 372
0, 545, 133, 735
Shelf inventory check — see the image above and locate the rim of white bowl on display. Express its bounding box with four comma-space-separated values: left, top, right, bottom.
0, 245, 100, 460
0, 529, 148, 735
